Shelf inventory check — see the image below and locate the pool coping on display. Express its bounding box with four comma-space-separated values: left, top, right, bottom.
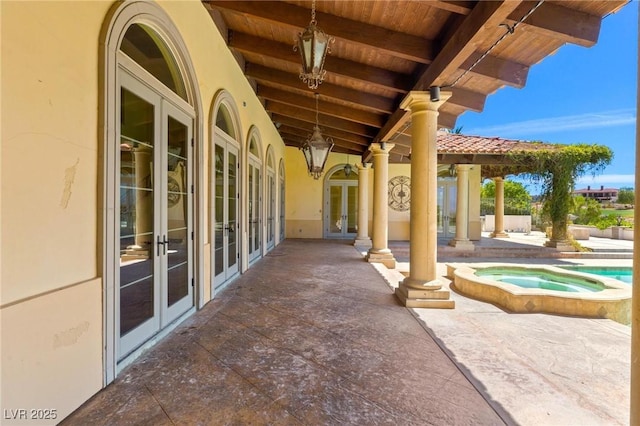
446, 263, 632, 324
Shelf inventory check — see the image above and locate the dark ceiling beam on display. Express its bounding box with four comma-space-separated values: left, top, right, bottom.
230, 32, 409, 93
257, 86, 386, 127
266, 101, 377, 137
207, 0, 435, 63
281, 132, 363, 155
448, 86, 486, 112
246, 63, 394, 114
373, 1, 522, 149
272, 115, 372, 147
439, 0, 609, 47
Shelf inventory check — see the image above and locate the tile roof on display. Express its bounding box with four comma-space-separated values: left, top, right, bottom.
437, 131, 553, 155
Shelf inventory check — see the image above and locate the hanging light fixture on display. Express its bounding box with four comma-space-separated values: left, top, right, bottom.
294, 0, 334, 90
300, 94, 333, 179
343, 153, 352, 177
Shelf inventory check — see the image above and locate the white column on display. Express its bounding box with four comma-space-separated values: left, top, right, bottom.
449, 164, 474, 249
490, 177, 509, 238
366, 143, 396, 268
395, 91, 454, 309
354, 162, 372, 248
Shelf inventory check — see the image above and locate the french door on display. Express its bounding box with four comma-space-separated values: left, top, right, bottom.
248, 157, 262, 263
213, 134, 240, 289
437, 178, 457, 238
118, 71, 193, 359
325, 181, 358, 238
266, 169, 276, 250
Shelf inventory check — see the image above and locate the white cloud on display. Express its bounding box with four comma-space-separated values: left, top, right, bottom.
466, 109, 636, 138
576, 174, 636, 185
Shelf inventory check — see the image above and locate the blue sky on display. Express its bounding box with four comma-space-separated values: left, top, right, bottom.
459, 1, 638, 193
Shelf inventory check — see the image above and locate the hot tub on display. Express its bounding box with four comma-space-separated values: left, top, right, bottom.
447, 263, 632, 324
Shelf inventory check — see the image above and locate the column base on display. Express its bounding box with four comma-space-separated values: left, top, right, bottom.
490, 231, 509, 238
448, 239, 475, 250
366, 250, 396, 269
354, 237, 372, 248
395, 279, 455, 309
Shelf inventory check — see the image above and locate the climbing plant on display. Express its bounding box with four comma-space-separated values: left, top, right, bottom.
507, 144, 612, 244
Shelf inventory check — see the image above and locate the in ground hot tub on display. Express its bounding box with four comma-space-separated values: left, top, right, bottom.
447, 264, 631, 324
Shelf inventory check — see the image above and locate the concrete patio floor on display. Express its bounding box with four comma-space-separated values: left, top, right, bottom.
62, 236, 632, 425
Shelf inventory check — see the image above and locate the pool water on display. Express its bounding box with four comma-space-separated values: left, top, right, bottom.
476, 268, 604, 293
559, 267, 632, 285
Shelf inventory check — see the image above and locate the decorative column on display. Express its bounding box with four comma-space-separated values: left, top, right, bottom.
354, 162, 372, 248
449, 164, 474, 249
395, 91, 454, 309
366, 143, 396, 268
490, 177, 509, 238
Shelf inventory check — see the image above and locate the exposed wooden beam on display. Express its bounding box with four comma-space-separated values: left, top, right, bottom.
281, 132, 363, 155
449, 87, 486, 112
439, 0, 609, 47
246, 63, 394, 114
207, 0, 435, 63
258, 86, 385, 128
230, 32, 409, 93
461, 53, 529, 88
375, 1, 521, 143
272, 115, 372, 147
278, 122, 370, 150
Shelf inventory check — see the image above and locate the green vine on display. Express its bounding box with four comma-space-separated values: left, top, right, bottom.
506, 144, 612, 242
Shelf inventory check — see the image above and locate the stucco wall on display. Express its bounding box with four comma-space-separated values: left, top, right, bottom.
1, 0, 285, 421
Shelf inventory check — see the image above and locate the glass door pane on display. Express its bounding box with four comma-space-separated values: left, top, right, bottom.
267, 173, 275, 248
448, 185, 457, 237
214, 144, 224, 278
437, 184, 445, 234
346, 184, 358, 234
119, 88, 156, 337
329, 185, 344, 235
166, 115, 190, 308
227, 149, 238, 272
248, 160, 261, 262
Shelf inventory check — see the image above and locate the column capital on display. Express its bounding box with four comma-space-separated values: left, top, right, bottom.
400, 90, 452, 112
456, 164, 472, 172
369, 142, 395, 155
356, 162, 372, 171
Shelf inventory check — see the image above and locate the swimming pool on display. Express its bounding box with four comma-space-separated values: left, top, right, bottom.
559, 266, 632, 284
476, 268, 604, 293
447, 263, 632, 324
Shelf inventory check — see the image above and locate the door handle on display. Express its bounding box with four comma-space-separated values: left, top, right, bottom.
157, 235, 163, 256
157, 235, 168, 256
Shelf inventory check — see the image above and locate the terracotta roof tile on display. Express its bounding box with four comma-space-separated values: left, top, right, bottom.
436, 131, 554, 155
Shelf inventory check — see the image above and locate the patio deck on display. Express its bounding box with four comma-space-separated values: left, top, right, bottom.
62, 237, 631, 425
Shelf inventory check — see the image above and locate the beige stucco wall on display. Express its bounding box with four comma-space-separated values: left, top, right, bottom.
1, 0, 285, 421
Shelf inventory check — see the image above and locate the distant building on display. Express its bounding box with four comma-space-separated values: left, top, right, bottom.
573, 185, 619, 202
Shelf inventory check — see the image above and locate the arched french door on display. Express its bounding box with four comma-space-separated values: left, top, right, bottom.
103, 2, 199, 374
247, 135, 262, 263
279, 160, 285, 243
266, 148, 276, 251
213, 101, 240, 291
324, 166, 358, 238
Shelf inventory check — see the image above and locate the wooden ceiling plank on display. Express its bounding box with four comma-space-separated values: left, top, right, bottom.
230, 32, 409, 93
449, 86, 486, 112
207, 0, 435, 63
246, 63, 395, 114
257, 86, 385, 127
